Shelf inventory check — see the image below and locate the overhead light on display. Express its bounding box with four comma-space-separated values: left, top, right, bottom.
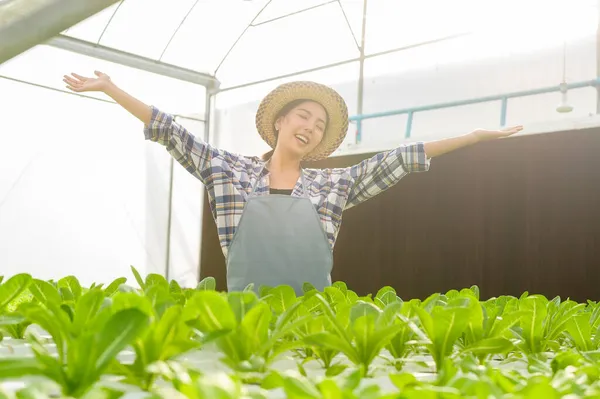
556, 42, 573, 113
556, 82, 573, 113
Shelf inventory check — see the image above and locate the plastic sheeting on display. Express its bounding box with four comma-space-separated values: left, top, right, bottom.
53, 0, 597, 88
0, 52, 206, 287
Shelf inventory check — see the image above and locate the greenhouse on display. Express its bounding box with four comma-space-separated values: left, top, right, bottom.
1, 0, 600, 397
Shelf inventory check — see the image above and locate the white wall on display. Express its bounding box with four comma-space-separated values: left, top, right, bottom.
0, 46, 206, 287
212, 33, 598, 158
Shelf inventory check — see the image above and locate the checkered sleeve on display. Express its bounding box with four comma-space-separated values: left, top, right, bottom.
345, 142, 430, 209
144, 106, 223, 184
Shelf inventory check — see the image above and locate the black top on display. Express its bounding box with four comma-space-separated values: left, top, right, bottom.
270, 188, 293, 195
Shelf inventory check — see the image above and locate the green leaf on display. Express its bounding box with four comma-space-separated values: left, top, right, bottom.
228, 291, 259, 324
312, 294, 352, 344
187, 372, 244, 399
15, 386, 52, 399
281, 375, 321, 398
342, 368, 362, 391
488, 310, 525, 339
72, 289, 105, 335
302, 282, 316, 293
332, 281, 348, 295
0, 274, 32, 311
145, 274, 170, 294
264, 285, 297, 315
324, 287, 347, 311
110, 291, 153, 316
349, 301, 380, 325
519, 295, 548, 353
0, 358, 46, 380
325, 363, 348, 377
130, 266, 146, 291
0, 314, 26, 326
415, 305, 472, 371
93, 308, 150, 372
104, 278, 127, 297
546, 302, 586, 341
304, 332, 358, 364
197, 277, 216, 291
20, 303, 70, 361
390, 373, 420, 390
58, 276, 82, 302
374, 286, 399, 308
29, 279, 62, 305
183, 291, 236, 332
462, 299, 484, 346
316, 379, 343, 398
240, 301, 272, 350
565, 312, 594, 351
148, 305, 199, 363
462, 338, 514, 356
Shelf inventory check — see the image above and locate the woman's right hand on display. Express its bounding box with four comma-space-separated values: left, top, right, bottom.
63, 71, 112, 93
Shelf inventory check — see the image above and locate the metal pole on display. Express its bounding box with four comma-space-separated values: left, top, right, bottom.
355, 0, 369, 144
165, 152, 175, 282
197, 90, 213, 282
48, 35, 220, 89
0, 0, 120, 65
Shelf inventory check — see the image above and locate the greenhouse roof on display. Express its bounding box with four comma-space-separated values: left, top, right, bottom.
2, 0, 598, 92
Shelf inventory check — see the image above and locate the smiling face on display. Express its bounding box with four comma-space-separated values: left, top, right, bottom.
273, 100, 328, 161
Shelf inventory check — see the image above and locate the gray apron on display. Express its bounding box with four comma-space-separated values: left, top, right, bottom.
226, 168, 333, 296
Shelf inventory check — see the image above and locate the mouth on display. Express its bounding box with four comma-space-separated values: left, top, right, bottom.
295, 134, 309, 145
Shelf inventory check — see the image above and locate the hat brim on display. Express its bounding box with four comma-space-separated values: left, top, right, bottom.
255, 81, 349, 162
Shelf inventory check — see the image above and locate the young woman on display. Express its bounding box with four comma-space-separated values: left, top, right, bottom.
64, 71, 523, 295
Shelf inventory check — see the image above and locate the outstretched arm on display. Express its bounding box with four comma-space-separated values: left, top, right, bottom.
344, 125, 523, 209
423, 125, 523, 158
64, 71, 152, 125
63, 71, 225, 185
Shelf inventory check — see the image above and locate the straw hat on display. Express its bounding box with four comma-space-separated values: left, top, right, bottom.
255, 81, 349, 162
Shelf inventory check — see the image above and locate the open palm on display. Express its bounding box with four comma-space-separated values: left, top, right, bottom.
63, 71, 111, 93
472, 125, 523, 141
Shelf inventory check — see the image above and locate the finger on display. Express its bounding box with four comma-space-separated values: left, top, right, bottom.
94, 70, 104, 77
63, 76, 82, 86
65, 85, 82, 92
71, 73, 89, 82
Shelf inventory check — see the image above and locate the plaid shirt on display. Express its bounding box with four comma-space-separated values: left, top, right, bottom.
144, 106, 431, 259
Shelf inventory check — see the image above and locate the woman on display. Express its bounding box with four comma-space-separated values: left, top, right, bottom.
63, 71, 523, 295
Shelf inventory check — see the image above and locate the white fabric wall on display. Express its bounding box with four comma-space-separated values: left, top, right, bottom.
0, 46, 206, 287
212, 33, 598, 157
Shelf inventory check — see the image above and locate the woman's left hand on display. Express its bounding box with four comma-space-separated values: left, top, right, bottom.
471, 125, 524, 142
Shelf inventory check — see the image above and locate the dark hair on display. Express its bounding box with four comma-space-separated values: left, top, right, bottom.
261, 99, 328, 161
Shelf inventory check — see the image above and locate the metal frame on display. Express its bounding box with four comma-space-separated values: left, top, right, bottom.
355, 0, 369, 143
48, 35, 220, 90
0, 0, 121, 64
350, 79, 600, 139
211, 32, 471, 95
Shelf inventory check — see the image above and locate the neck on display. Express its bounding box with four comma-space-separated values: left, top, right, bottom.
268, 148, 301, 172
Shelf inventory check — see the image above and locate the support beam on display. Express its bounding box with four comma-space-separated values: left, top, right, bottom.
0, 0, 120, 65
214, 32, 471, 94
354, 0, 368, 144
48, 35, 220, 90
